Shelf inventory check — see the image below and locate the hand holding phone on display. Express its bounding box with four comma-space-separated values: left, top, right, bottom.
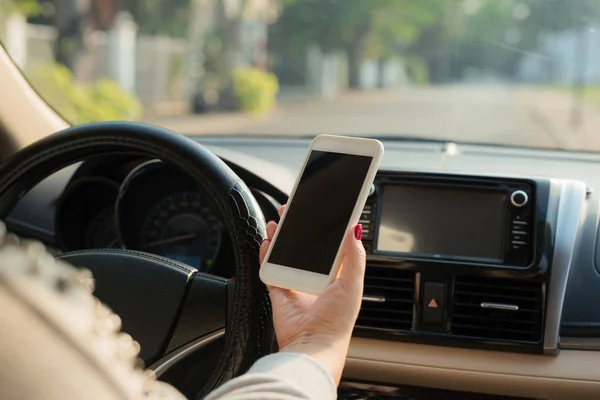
260, 134, 383, 294
259, 205, 367, 385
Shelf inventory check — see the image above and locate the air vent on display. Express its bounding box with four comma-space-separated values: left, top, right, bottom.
356, 267, 415, 332
452, 276, 544, 343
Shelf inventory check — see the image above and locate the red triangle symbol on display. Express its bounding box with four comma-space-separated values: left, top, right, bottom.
428, 299, 438, 308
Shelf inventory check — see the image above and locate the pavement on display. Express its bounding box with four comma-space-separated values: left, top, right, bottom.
147, 85, 600, 152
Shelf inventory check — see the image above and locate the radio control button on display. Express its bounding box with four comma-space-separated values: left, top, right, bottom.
363, 228, 373, 240
369, 184, 376, 197
511, 190, 529, 207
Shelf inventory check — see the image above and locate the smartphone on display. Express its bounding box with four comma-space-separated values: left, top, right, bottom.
260, 134, 384, 294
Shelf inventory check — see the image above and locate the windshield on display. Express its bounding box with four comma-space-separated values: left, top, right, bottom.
1, 0, 599, 151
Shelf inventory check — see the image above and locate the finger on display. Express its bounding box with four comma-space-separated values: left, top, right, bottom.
268, 285, 290, 299
266, 220, 278, 241
278, 204, 286, 218
259, 239, 271, 264
337, 224, 367, 295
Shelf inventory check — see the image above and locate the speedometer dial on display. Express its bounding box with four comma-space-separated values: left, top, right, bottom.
86, 208, 121, 249
139, 192, 222, 270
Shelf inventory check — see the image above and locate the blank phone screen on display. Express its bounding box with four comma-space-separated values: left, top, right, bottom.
268, 150, 373, 275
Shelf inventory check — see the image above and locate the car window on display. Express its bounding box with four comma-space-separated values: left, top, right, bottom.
1, 0, 600, 151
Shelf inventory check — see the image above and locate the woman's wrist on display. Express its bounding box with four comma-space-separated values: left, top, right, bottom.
279, 335, 352, 385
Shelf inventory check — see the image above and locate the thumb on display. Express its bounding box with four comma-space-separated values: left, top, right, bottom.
338, 224, 367, 295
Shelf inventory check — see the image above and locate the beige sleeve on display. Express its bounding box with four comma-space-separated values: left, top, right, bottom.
204, 353, 337, 400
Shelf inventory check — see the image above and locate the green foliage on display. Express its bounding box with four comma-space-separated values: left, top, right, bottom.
233, 68, 279, 116
406, 56, 429, 85
271, 0, 441, 88
410, 0, 600, 82
199, 32, 230, 96
28, 63, 142, 124
274, 0, 599, 85
0, 0, 40, 17
120, 0, 191, 38
451, 1, 514, 76
273, 0, 440, 58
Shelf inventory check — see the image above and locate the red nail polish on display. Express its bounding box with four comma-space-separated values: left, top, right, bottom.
354, 224, 363, 241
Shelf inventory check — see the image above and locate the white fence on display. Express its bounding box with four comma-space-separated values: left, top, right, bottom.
1, 12, 190, 115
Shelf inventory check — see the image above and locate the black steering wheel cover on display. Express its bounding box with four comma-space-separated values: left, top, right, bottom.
0, 122, 273, 393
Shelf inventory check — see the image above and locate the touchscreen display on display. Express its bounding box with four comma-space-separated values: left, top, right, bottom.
268, 150, 373, 274
377, 185, 506, 261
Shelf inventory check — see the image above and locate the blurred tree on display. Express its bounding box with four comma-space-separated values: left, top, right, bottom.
193, 0, 252, 111
409, 0, 598, 83
52, 0, 91, 72
271, 0, 440, 88
0, 0, 40, 15
120, 0, 191, 38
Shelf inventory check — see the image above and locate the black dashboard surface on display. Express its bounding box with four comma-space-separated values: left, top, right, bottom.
5, 136, 600, 337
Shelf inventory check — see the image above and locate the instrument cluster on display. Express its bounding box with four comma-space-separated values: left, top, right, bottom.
56, 160, 225, 272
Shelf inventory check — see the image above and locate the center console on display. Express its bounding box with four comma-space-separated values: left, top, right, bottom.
355, 171, 561, 354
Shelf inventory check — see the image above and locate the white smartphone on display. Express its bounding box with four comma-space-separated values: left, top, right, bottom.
260, 134, 384, 294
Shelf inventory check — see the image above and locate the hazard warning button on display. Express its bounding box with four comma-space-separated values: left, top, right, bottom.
422, 281, 445, 327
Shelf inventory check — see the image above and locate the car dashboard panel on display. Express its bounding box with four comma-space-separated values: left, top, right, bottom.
32, 156, 281, 278
4, 136, 600, 399
352, 172, 584, 356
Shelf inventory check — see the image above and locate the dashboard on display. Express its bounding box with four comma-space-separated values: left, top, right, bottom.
40, 155, 282, 278
353, 172, 580, 357
5, 136, 600, 399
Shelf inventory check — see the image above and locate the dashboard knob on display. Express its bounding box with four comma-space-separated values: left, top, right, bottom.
511, 190, 528, 207
369, 184, 376, 197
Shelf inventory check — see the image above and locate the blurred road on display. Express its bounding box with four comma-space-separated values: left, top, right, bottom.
149, 85, 600, 152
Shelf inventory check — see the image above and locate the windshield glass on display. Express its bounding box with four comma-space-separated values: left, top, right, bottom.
1, 0, 599, 151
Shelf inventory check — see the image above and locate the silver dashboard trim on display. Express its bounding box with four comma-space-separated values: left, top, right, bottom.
362, 295, 386, 303
543, 180, 587, 354
560, 336, 600, 351
480, 302, 519, 311
147, 329, 225, 377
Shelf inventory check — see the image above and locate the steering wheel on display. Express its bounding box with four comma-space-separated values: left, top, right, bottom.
0, 122, 273, 397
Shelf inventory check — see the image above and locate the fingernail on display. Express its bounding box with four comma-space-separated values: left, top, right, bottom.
354, 224, 363, 241
267, 220, 275, 224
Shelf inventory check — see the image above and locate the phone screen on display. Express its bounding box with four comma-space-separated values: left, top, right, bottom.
268, 150, 373, 275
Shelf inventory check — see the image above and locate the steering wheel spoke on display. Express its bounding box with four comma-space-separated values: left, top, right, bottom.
164, 272, 228, 355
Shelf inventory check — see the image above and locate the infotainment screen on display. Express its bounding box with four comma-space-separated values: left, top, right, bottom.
377, 185, 506, 261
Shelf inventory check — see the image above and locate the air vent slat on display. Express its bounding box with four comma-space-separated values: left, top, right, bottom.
361, 307, 412, 315
366, 276, 414, 284
364, 284, 414, 292
453, 302, 539, 314
455, 282, 541, 294
451, 276, 544, 344
452, 316, 539, 330
452, 323, 539, 335
362, 299, 413, 307
455, 276, 538, 289
455, 291, 540, 302
355, 321, 412, 330
359, 316, 410, 324
356, 267, 415, 333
